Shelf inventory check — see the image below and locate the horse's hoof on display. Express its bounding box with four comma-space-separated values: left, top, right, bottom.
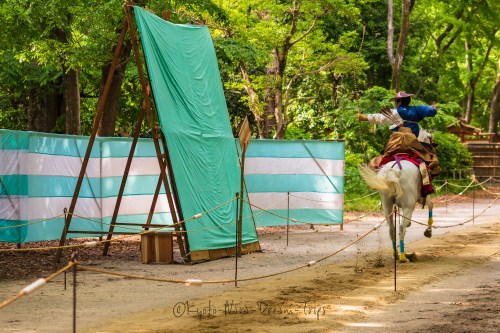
424, 228, 432, 238
393, 249, 398, 261
399, 253, 407, 263
407, 252, 417, 262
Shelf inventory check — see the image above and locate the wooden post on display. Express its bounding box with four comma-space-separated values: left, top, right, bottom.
445, 182, 448, 213
472, 188, 475, 226
286, 192, 290, 246
235, 192, 239, 287
71, 252, 77, 333
55, 19, 128, 263
237, 157, 244, 257
102, 99, 147, 255
237, 117, 252, 257
394, 206, 397, 292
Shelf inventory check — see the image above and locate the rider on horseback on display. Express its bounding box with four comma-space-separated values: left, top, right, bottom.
358, 91, 441, 192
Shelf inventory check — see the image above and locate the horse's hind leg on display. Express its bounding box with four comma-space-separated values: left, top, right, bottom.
382, 196, 398, 259
399, 206, 415, 263
424, 196, 434, 238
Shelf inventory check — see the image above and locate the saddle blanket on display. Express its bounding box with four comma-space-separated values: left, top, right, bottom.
379, 153, 434, 197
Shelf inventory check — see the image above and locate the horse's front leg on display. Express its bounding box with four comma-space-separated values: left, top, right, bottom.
424, 196, 434, 238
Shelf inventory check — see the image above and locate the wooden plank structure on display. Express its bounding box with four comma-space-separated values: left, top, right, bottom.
55, 5, 188, 262
190, 241, 261, 262
141, 231, 174, 264
447, 119, 499, 181
465, 143, 500, 181
447, 119, 495, 143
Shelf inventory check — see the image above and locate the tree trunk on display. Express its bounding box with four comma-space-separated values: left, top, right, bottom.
97, 35, 132, 137
489, 59, 500, 134
274, 86, 285, 139
243, 1, 318, 139
27, 87, 60, 132
239, 62, 267, 138
52, 26, 81, 135
64, 68, 81, 135
464, 39, 473, 123
264, 53, 279, 139
96, 66, 121, 137
270, 48, 288, 140
390, 0, 412, 91
387, 0, 394, 66
464, 86, 475, 124
464, 37, 494, 124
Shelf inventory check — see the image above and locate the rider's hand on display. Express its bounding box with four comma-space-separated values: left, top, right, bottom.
357, 114, 368, 122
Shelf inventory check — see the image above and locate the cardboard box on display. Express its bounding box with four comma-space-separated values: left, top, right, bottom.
141, 232, 173, 264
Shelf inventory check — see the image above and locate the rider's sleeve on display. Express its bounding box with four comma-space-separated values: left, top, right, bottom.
414, 105, 437, 121
367, 109, 402, 125
418, 128, 433, 143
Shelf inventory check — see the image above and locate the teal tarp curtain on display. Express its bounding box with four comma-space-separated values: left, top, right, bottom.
134, 7, 257, 251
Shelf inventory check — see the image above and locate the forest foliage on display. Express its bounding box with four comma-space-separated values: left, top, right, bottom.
0, 0, 498, 185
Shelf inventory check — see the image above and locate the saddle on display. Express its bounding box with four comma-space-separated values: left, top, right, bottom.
383, 127, 441, 176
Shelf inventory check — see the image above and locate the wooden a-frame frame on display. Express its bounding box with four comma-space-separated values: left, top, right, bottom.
55, 6, 188, 263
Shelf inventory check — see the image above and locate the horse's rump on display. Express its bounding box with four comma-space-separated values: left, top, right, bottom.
359, 164, 402, 197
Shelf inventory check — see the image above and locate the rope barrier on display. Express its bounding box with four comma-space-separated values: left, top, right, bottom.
343, 202, 382, 223
1, 174, 497, 253
344, 191, 378, 202
445, 176, 491, 188
0, 218, 384, 309
89, 195, 236, 232
77, 222, 381, 286
476, 184, 500, 196
435, 178, 476, 203
396, 191, 500, 229
0, 240, 104, 253
0, 261, 76, 309
434, 180, 448, 191
0, 178, 497, 309
0, 214, 65, 230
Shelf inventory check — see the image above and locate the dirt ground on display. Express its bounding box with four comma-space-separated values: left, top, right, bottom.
1, 192, 499, 333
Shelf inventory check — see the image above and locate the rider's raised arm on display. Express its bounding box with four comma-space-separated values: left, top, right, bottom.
413, 104, 437, 121
366, 109, 402, 125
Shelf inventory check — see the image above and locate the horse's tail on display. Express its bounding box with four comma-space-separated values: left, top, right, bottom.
359, 164, 402, 197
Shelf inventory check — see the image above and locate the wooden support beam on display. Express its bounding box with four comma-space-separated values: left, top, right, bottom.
102, 97, 147, 256
55, 19, 128, 263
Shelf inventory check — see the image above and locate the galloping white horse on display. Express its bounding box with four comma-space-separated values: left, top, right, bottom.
360, 159, 433, 262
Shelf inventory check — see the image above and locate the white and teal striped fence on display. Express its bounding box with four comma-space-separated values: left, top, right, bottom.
0, 130, 344, 243
0, 130, 170, 243
244, 140, 344, 227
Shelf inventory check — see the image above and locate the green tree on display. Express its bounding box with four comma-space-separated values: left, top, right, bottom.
212, 0, 360, 139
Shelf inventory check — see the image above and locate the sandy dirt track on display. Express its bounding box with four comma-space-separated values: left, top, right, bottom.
1, 194, 499, 333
